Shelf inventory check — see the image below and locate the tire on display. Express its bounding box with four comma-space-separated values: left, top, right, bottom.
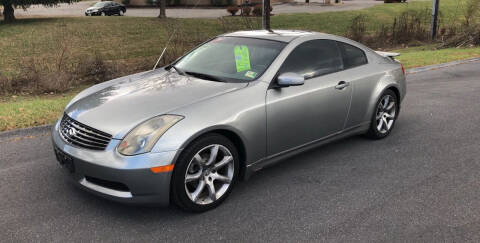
365, 89, 399, 139
171, 133, 239, 212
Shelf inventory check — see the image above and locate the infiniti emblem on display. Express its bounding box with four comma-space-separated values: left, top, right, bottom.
68, 127, 77, 137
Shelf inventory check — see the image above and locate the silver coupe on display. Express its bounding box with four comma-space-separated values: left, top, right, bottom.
52, 30, 406, 212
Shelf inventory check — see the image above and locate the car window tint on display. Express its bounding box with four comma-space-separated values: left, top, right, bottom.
337, 42, 368, 69
278, 39, 343, 79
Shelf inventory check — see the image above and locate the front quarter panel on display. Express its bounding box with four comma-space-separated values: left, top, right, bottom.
151, 81, 268, 166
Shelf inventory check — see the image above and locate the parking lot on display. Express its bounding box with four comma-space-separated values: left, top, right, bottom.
1, 60, 480, 242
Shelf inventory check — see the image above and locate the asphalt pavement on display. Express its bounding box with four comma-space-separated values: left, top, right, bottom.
1, 60, 480, 242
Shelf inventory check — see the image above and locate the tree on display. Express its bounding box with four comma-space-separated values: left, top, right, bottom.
1, 0, 79, 22
158, 0, 166, 18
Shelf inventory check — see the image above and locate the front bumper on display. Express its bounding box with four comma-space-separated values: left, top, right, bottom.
52, 120, 178, 206
85, 11, 100, 16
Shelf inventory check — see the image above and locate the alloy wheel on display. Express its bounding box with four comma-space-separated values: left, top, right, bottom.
375, 94, 396, 134
184, 144, 234, 205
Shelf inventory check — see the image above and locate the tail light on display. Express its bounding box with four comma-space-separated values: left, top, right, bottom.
401, 63, 405, 75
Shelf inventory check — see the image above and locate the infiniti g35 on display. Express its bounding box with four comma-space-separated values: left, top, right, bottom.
52, 30, 406, 212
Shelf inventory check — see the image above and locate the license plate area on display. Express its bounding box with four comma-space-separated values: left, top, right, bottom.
54, 146, 75, 173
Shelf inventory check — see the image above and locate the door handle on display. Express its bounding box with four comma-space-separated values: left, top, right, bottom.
335, 81, 350, 90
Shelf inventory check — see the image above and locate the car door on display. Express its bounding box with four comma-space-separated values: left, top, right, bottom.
106, 3, 114, 14
266, 39, 352, 156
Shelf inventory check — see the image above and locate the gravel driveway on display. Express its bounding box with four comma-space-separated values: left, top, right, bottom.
14, 0, 382, 18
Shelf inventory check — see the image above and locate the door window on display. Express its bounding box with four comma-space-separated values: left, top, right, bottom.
278, 39, 343, 79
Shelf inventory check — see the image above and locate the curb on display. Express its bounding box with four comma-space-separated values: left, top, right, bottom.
1, 57, 479, 138
406, 57, 480, 74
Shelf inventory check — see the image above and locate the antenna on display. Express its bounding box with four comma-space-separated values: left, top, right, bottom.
152, 0, 203, 71
152, 29, 177, 71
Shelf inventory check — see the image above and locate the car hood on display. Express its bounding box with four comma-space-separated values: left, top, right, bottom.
65, 70, 248, 139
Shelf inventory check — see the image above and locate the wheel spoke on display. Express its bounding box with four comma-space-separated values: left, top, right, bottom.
191, 180, 206, 202
185, 170, 202, 183
384, 113, 393, 118
206, 145, 219, 166
213, 156, 233, 170
377, 118, 384, 131
383, 96, 390, 109
212, 173, 231, 184
194, 154, 204, 164
382, 117, 388, 130
386, 119, 394, 130
386, 101, 395, 111
206, 181, 216, 201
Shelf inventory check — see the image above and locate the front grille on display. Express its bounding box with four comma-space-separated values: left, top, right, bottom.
59, 114, 112, 151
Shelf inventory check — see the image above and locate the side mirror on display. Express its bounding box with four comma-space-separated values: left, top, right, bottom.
277, 72, 305, 87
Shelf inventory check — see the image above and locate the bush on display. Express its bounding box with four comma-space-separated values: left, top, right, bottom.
121, 0, 130, 5
252, 4, 272, 17
241, 6, 251, 16
226, 6, 239, 16
348, 14, 367, 42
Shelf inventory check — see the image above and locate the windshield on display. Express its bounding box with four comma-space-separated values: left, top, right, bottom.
93, 2, 109, 7
174, 37, 286, 83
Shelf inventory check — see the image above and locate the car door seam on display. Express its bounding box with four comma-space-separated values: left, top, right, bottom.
342, 81, 354, 130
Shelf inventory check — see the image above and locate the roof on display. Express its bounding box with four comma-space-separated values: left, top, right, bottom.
222, 30, 317, 43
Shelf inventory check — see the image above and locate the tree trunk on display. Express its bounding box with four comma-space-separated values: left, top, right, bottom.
2, 3, 15, 22
158, 0, 166, 18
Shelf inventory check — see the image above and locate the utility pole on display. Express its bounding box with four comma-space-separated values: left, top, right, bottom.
262, 0, 271, 31
431, 0, 440, 39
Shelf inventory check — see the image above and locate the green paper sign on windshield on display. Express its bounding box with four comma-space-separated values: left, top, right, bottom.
234, 45, 251, 72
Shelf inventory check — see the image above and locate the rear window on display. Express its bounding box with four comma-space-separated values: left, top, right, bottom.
337, 42, 368, 69
278, 39, 344, 79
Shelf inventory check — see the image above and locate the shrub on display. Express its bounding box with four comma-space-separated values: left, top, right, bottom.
348, 14, 367, 42
121, 0, 130, 5
241, 6, 251, 16
226, 6, 239, 16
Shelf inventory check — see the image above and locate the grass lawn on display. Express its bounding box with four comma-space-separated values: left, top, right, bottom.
0, 0, 479, 131
0, 92, 75, 132
396, 46, 480, 68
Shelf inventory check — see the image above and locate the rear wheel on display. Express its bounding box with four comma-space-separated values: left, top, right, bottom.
171, 134, 239, 212
366, 89, 398, 139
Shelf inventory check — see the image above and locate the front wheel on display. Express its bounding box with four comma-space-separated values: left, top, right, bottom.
365, 89, 399, 139
171, 134, 239, 212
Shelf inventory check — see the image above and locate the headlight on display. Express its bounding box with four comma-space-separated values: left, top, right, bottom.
118, 115, 183, 156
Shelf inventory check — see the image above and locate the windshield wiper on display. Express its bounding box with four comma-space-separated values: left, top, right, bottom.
166, 64, 186, 76
185, 71, 225, 82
